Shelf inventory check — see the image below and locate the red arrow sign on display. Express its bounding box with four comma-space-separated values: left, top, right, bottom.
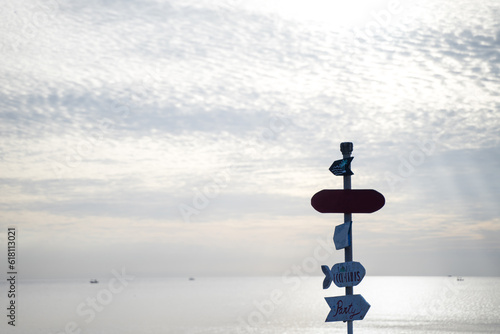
311, 189, 385, 213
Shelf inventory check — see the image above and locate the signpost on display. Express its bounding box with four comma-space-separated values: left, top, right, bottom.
311, 142, 385, 334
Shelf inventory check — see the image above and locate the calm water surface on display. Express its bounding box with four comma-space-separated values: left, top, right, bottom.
0, 276, 499, 333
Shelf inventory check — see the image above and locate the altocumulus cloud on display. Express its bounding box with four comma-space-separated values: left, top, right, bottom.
0, 0, 499, 278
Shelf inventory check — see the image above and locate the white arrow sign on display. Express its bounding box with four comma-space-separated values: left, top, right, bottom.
325, 294, 370, 322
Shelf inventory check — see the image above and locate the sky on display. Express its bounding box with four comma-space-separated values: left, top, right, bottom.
0, 0, 499, 279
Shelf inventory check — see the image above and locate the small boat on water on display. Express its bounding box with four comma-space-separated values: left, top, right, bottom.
90, 279, 99, 284
189, 277, 195, 281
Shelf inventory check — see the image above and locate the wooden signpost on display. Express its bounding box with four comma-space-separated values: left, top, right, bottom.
311, 142, 385, 334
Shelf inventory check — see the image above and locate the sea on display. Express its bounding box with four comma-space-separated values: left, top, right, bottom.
1, 276, 499, 334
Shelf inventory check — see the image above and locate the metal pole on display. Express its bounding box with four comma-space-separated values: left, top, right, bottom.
340, 142, 353, 334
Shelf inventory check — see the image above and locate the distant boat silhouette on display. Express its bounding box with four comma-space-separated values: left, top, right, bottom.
189, 277, 195, 281
90, 279, 99, 284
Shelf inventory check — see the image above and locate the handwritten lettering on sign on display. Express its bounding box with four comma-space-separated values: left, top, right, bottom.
325, 295, 370, 322
330, 300, 360, 319
335, 271, 362, 285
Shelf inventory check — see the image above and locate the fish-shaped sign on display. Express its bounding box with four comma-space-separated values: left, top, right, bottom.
321, 261, 366, 289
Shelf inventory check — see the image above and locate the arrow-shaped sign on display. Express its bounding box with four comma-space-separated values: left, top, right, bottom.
311, 189, 385, 214
329, 157, 354, 176
322, 262, 366, 289
325, 295, 370, 322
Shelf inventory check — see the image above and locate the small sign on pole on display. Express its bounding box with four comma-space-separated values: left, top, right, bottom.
311, 189, 385, 214
329, 157, 354, 176
322, 261, 366, 288
325, 295, 370, 322
333, 222, 351, 250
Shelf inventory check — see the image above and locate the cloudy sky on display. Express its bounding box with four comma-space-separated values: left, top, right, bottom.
0, 0, 499, 279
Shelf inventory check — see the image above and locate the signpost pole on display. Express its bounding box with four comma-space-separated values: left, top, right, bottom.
313, 142, 383, 330
340, 142, 354, 334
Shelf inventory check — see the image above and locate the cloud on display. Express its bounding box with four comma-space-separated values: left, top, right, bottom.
0, 0, 499, 277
